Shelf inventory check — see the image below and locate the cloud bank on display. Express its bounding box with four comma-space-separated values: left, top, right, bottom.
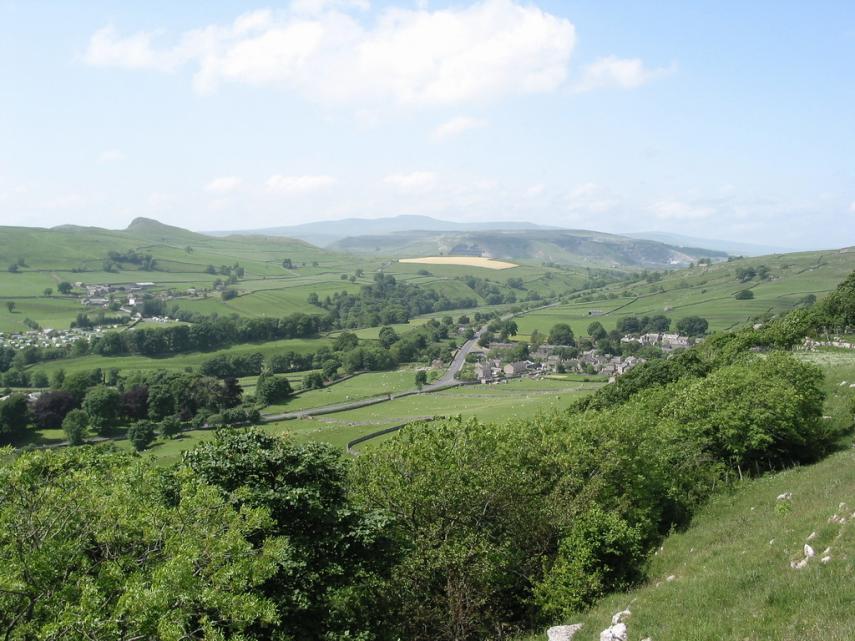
84, 0, 576, 106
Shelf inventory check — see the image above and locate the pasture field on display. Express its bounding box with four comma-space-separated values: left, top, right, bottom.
399, 256, 519, 269
25, 336, 330, 377
265, 369, 425, 413
324, 378, 603, 428
0, 220, 600, 334
514, 248, 855, 337
101, 377, 605, 464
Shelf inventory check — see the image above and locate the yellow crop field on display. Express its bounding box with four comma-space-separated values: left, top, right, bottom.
398, 256, 518, 270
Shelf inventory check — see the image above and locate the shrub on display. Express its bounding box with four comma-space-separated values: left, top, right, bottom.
159, 415, 182, 439
255, 373, 293, 406
535, 506, 645, 620
61, 409, 89, 445
734, 289, 754, 300
127, 421, 156, 451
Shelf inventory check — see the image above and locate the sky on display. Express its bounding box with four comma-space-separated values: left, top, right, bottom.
0, 0, 853, 249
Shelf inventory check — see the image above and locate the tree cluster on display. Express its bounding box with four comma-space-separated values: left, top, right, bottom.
309, 273, 477, 328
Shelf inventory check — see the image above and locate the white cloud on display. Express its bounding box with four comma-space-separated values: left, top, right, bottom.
84, 26, 180, 71
83, 0, 576, 106
575, 56, 673, 92
383, 171, 437, 191
98, 149, 125, 163
205, 176, 243, 193
432, 116, 487, 140
525, 183, 545, 197
567, 182, 619, 213
648, 199, 716, 221
290, 0, 370, 15
266, 174, 335, 194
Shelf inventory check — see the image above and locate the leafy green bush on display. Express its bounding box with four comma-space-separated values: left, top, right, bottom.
255, 373, 293, 405
127, 420, 156, 451
535, 506, 645, 620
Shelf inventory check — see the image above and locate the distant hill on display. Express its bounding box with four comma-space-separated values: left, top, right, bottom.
329, 229, 728, 269
0, 218, 326, 274
626, 231, 793, 257
207, 215, 557, 247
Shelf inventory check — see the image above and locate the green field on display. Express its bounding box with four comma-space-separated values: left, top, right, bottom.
25, 336, 329, 377
89, 377, 605, 465
514, 249, 855, 337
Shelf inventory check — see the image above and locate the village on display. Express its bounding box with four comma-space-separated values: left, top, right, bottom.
468, 331, 700, 384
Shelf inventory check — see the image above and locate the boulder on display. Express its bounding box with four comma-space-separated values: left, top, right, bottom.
547, 624, 583, 641
600, 622, 628, 641
804, 544, 815, 558
776, 492, 792, 500
611, 610, 632, 625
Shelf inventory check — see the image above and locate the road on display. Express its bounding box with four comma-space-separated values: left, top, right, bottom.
425, 328, 482, 389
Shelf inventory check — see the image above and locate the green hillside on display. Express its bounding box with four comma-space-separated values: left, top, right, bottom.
329, 229, 727, 268
0, 219, 611, 334
513, 349, 855, 641
514, 247, 855, 337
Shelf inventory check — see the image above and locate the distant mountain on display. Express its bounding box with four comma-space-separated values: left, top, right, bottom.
329, 229, 728, 269
626, 231, 793, 257
208, 215, 556, 247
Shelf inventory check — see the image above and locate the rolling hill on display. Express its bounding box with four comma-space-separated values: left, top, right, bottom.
207, 214, 556, 246
330, 229, 728, 268
513, 246, 855, 336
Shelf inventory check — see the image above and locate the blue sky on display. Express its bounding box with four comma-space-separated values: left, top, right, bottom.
0, 0, 853, 249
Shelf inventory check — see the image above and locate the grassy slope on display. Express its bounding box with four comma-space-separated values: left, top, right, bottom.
520, 350, 855, 641
515, 248, 855, 337
0, 221, 593, 334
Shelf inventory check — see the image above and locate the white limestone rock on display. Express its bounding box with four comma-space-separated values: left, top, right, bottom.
776, 492, 792, 501
804, 544, 816, 558
600, 622, 627, 641
547, 624, 583, 641
611, 610, 631, 625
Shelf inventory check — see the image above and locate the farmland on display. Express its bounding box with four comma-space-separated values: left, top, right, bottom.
514, 248, 855, 338
399, 256, 519, 269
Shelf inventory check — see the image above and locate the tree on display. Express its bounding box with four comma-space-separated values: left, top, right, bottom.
5, 302, 15, 313
282, 258, 293, 269
61, 409, 89, 445
127, 420, 156, 451
7, 264, 18, 273
31, 371, 49, 388
676, 316, 709, 337
379, 325, 400, 349
57, 281, 72, 295
548, 323, 576, 346
82, 385, 122, 434
159, 415, 182, 439
616, 316, 642, 334
31, 391, 76, 428
43, 287, 53, 297
0, 447, 285, 640
221, 377, 243, 409
334, 331, 359, 352
0, 394, 29, 439
255, 373, 293, 405
535, 506, 644, 619
734, 289, 754, 300
415, 370, 428, 389
587, 321, 607, 340
182, 429, 393, 640
645, 314, 672, 333
302, 372, 325, 390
